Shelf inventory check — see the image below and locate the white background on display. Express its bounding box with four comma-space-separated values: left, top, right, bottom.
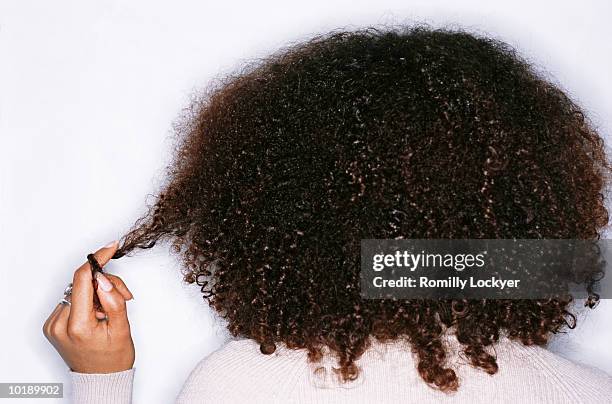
1, 1, 611, 403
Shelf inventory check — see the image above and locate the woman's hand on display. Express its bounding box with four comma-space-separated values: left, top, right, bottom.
43, 241, 135, 373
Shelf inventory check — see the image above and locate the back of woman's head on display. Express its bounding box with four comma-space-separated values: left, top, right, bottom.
114, 26, 610, 391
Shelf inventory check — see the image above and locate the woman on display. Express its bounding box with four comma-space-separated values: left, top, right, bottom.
43, 26, 612, 403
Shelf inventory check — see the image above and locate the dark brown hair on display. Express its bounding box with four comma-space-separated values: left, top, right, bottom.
112, 26, 610, 391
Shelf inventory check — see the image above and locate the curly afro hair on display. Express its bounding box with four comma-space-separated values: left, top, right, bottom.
113, 26, 610, 392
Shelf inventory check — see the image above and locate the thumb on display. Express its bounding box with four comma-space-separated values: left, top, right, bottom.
95, 272, 129, 330
92, 240, 120, 267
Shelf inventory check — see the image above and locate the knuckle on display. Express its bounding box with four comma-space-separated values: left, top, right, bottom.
107, 274, 127, 289
104, 292, 127, 308
108, 303, 127, 315
43, 316, 55, 336
75, 264, 90, 278
67, 323, 88, 339
105, 274, 119, 285
42, 321, 50, 338
50, 321, 65, 337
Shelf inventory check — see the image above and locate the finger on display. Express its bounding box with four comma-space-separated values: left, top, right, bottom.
46, 303, 71, 342
95, 311, 108, 320
95, 272, 129, 330
105, 274, 134, 300
69, 241, 119, 328
68, 263, 94, 327
43, 303, 65, 338
91, 240, 120, 268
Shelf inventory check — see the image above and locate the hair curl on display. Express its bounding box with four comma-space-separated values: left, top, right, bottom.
112, 26, 610, 392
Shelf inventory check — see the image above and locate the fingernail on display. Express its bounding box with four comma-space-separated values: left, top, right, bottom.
96, 273, 114, 292
104, 240, 118, 249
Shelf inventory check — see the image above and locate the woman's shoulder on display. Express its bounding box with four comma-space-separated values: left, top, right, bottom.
175, 339, 308, 403
486, 338, 612, 400
189, 339, 270, 369
187, 338, 309, 371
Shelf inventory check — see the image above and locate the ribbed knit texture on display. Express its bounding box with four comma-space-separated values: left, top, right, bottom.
71, 336, 612, 403
71, 368, 134, 404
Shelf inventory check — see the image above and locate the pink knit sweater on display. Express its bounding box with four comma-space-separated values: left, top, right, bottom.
70, 335, 612, 403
